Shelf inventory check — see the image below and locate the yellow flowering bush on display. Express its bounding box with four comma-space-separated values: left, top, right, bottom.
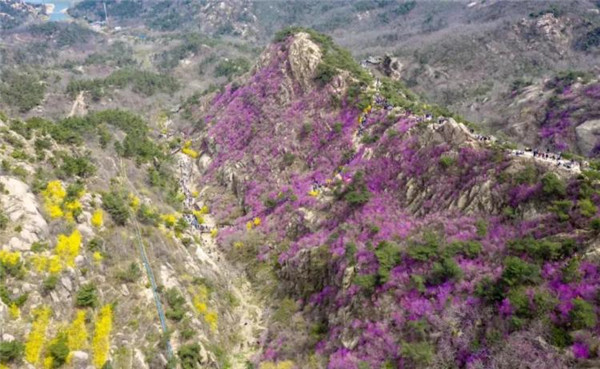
55, 230, 81, 268
192, 210, 204, 224
9, 303, 20, 319
42, 180, 66, 219
41, 180, 85, 221
192, 285, 218, 332
259, 361, 296, 369
161, 213, 177, 228
308, 189, 319, 197
210, 228, 218, 238
182, 141, 199, 158
0, 250, 21, 266
25, 306, 52, 365
199, 205, 209, 214
128, 194, 140, 209
67, 311, 88, 350
91, 209, 104, 228
233, 241, 244, 249
31, 255, 63, 274
93, 252, 103, 263
92, 305, 112, 368
253, 217, 261, 226
246, 221, 253, 231
191, 190, 199, 198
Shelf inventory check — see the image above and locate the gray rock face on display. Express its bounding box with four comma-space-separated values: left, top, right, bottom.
0, 176, 48, 251
70, 351, 89, 369
576, 119, 600, 155
380, 54, 403, 80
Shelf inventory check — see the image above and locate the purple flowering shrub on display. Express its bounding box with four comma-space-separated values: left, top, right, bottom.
193, 31, 600, 368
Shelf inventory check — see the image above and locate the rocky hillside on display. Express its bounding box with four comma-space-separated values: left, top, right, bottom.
183, 29, 600, 368
62, 0, 600, 157
0, 106, 266, 367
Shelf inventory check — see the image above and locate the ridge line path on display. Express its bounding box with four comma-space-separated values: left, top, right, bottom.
354, 78, 586, 176
177, 153, 267, 368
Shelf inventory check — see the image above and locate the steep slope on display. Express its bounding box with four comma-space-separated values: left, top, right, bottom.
0, 108, 266, 368
187, 30, 600, 368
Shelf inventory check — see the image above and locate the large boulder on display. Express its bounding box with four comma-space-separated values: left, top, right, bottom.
576, 119, 600, 155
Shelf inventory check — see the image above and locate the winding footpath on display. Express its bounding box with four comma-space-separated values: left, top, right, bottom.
177, 153, 267, 368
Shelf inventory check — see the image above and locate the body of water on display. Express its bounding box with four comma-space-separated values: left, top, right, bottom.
27, 0, 74, 22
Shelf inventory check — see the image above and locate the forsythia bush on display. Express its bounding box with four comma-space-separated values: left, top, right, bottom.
128, 194, 140, 209
93, 252, 103, 263
41, 180, 85, 221
25, 306, 52, 365
0, 250, 21, 266
42, 181, 66, 219
92, 305, 112, 368
67, 311, 88, 350
259, 361, 296, 369
63, 200, 82, 222
253, 217, 261, 226
182, 141, 199, 158
91, 209, 104, 228
55, 230, 82, 268
9, 303, 20, 319
192, 286, 218, 332
192, 210, 204, 224
161, 213, 178, 228
31, 255, 62, 274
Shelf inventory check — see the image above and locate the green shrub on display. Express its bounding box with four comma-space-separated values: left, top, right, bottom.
353, 274, 377, 292
0, 340, 24, 363
446, 240, 482, 259
42, 274, 59, 294
342, 171, 371, 208
501, 257, 540, 287
548, 325, 573, 348
541, 173, 566, 197
116, 262, 142, 283
102, 190, 130, 226
569, 298, 597, 329
508, 237, 564, 261
59, 155, 96, 178
578, 198, 597, 218
439, 155, 455, 169
507, 287, 532, 318
407, 232, 439, 261
0, 70, 46, 112
0, 210, 8, 230
314, 63, 338, 86
549, 200, 572, 222
591, 217, 600, 232
178, 343, 202, 369
165, 288, 187, 322
475, 220, 488, 237
75, 284, 98, 308
48, 333, 69, 368
428, 257, 462, 285
375, 241, 401, 284
400, 341, 434, 366
475, 276, 504, 303
137, 204, 160, 226
214, 58, 250, 78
